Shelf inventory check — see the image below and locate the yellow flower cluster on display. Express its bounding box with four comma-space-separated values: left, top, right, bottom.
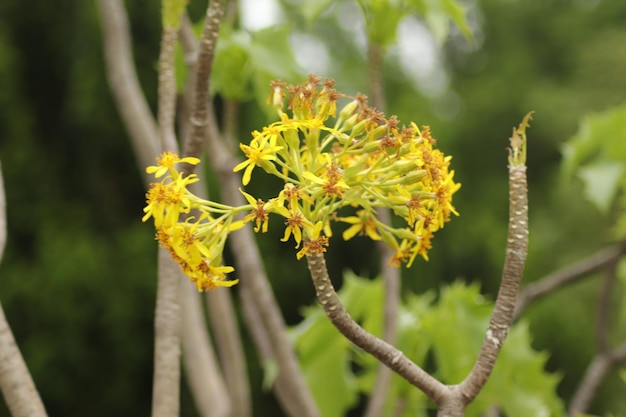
143, 76, 460, 290
235, 76, 460, 266
142, 152, 243, 291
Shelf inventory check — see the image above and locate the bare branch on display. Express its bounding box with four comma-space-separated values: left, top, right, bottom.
198, 71, 321, 417
459, 116, 530, 402
596, 257, 618, 354
305, 251, 449, 403
158, 26, 181, 153
95, 0, 159, 182
568, 252, 626, 416
205, 289, 251, 417
181, 284, 230, 417
181, 0, 227, 165
152, 248, 184, 417
366, 42, 386, 113
364, 39, 399, 417
514, 244, 626, 320
0, 162, 48, 417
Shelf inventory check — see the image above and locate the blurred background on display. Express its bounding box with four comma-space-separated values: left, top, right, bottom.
0, 0, 625, 415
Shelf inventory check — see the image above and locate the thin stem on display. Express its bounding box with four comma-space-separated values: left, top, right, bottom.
152, 248, 184, 417
95, 0, 159, 182
158, 26, 181, 152
364, 38, 398, 417
205, 290, 251, 417
568, 251, 626, 416
204, 93, 321, 417
305, 250, 448, 403
514, 244, 626, 320
178, 8, 257, 417
366, 42, 386, 112
458, 119, 530, 403
0, 162, 48, 417
181, 0, 227, 168
181, 283, 230, 417
150, 7, 189, 417
596, 258, 618, 354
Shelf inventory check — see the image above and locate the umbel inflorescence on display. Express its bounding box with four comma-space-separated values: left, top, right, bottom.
143, 76, 460, 291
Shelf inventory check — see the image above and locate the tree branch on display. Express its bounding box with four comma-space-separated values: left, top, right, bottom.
181, 0, 227, 166
458, 117, 530, 403
151, 249, 184, 417
0, 162, 48, 417
305, 250, 449, 403
95, 0, 159, 182
364, 39, 399, 417
514, 243, 626, 320
158, 25, 181, 153
177, 10, 252, 417
204, 289, 251, 417
567, 251, 626, 416
201, 104, 320, 417
181, 283, 230, 417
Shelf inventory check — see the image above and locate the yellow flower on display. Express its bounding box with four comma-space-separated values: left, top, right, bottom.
303, 163, 350, 199
142, 175, 197, 228
297, 221, 329, 259
339, 210, 382, 241
240, 189, 275, 233
146, 151, 200, 178
233, 133, 283, 185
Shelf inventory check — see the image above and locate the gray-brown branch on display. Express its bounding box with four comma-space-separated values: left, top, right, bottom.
514, 243, 626, 320
458, 151, 529, 403
95, 0, 159, 182
0, 162, 48, 417
305, 251, 449, 403
364, 39, 399, 417
181, 0, 227, 165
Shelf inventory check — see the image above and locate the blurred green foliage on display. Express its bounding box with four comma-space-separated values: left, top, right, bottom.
0, 0, 625, 416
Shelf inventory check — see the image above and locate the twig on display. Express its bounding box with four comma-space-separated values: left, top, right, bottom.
180, 17, 320, 415
178, 11, 252, 417
205, 289, 251, 417
152, 249, 184, 417
158, 25, 181, 153
568, 255, 626, 416
150, 5, 190, 417
181, 283, 230, 417
514, 244, 626, 320
458, 115, 530, 403
304, 251, 449, 402
0, 162, 48, 417
201, 101, 320, 416
181, 0, 227, 166
364, 39, 399, 417
366, 42, 386, 112
95, 0, 159, 182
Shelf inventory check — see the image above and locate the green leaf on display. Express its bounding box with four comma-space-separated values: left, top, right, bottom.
407, 0, 473, 44
422, 282, 491, 381
357, 0, 410, 47
561, 103, 626, 213
212, 28, 254, 100
299, 0, 338, 24
248, 25, 304, 115
562, 103, 626, 180
577, 161, 625, 213
421, 282, 565, 417
289, 273, 383, 417
162, 0, 188, 29
470, 322, 565, 417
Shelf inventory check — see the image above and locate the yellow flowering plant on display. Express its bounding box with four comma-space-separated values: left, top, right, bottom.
143, 76, 460, 291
